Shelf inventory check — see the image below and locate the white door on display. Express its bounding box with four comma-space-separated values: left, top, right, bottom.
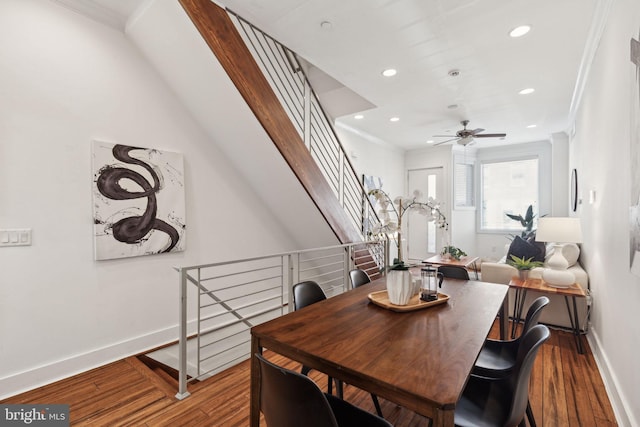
407, 168, 444, 261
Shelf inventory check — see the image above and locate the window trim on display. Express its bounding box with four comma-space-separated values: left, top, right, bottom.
453, 153, 476, 210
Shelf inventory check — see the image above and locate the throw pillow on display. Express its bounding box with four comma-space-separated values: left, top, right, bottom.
545, 243, 580, 267
507, 236, 545, 263
526, 233, 546, 260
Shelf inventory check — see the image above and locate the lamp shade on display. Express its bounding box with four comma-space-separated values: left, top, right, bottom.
535, 217, 583, 243
631, 251, 640, 277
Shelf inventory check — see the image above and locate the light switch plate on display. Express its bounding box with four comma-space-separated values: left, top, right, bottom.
0, 228, 32, 247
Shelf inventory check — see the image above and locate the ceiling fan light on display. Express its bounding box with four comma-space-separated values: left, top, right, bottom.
382, 68, 397, 77
459, 136, 474, 145
509, 25, 531, 38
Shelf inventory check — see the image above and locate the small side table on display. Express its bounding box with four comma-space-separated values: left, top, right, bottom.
508, 278, 587, 354
423, 254, 480, 279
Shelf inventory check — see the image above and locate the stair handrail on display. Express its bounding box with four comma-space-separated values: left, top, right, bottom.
227, 10, 388, 260
175, 240, 387, 399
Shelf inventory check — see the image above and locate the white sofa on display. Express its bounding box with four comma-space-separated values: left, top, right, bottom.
480, 243, 589, 332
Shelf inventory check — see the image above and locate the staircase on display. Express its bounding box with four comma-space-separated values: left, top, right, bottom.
178, 0, 384, 279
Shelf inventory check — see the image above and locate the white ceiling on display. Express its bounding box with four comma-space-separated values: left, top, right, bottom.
80, 0, 601, 150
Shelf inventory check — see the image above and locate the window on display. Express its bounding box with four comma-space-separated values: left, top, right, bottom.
454, 162, 474, 208
480, 157, 539, 231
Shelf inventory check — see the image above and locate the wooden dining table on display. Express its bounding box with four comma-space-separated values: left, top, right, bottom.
250, 276, 509, 427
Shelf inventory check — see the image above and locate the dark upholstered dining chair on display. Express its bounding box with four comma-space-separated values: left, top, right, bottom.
256, 353, 393, 427
349, 268, 372, 288
293, 279, 384, 418
348, 269, 385, 416
292, 281, 338, 395
454, 324, 550, 427
436, 265, 470, 280
471, 296, 550, 427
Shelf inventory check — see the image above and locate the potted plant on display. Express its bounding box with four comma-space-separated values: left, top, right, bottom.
440, 245, 467, 261
506, 204, 539, 240
368, 188, 448, 269
507, 254, 544, 280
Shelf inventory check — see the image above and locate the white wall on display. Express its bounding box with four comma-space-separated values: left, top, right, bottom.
570, 0, 640, 424
337, 124, 405, 197
0, 0, 330, 398
336, 125, 405, 260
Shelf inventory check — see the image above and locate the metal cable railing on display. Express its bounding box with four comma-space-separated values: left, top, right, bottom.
175, 240, 387, 399
227, 10, 383, 249
169, 10, 396, 400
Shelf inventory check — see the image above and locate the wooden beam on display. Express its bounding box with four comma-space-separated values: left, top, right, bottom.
178, 0, 363, 244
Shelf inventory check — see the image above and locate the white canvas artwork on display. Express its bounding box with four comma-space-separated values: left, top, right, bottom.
92, 141, 186, 260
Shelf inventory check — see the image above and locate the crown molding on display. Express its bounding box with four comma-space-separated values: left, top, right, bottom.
568, 0, 614, 127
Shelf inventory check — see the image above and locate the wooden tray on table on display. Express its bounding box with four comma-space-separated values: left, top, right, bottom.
367, 290, 449, 312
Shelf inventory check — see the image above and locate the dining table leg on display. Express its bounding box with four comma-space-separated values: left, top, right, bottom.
250, 336, 261, 427
500, 289, 509, 340
433, 407, 455, 427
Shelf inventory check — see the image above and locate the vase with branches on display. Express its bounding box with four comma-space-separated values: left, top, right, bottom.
368, 189, 448, 269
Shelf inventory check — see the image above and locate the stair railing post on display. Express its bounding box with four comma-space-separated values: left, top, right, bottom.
303, 80, 311, 150
344, 245, 352, 290
175, 267, 191, 400
287, 254, 295, 312
384, 238, 390, 275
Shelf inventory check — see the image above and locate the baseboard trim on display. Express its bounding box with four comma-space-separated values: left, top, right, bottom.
587, 328, 636, 427
0, 324, 181, 400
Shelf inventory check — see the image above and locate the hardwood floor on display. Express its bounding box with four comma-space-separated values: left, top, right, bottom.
2, 322, 617, 426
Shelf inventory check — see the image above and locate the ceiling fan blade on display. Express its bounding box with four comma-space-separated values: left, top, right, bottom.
433, 135, 456, 138
470, 128, 485, 135
474, 133, 507, 138
433, 138, 458, 146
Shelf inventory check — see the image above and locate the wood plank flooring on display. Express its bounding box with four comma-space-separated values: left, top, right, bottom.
2, 322, 617, 426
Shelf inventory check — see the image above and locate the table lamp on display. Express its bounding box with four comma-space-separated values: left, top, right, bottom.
631, 250, 640, 277
535, 217, 583, 288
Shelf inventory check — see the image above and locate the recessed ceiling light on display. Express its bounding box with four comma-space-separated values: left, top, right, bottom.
527, 124, 537, 128
519, 88, 535, 95
320, 21, 333, 30
382, 68, 397, 77
426, 140, 435, 144
390, 117, 400, 122
509, 25, 531, 38
354, 114, 364, 120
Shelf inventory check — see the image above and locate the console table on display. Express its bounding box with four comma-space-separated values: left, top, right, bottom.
509, 278, 586, 353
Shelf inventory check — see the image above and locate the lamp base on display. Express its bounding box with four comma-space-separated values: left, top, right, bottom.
542, 268, 575, 288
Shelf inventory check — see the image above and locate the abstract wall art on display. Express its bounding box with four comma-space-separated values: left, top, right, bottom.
92, 141, 186, 260
362, 174, 383, 236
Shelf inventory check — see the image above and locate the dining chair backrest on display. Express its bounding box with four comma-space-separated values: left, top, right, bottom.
505, 324, 550, 426
256, 353, 339, 427
349, 269, 371, 288
293, 281, 326, 310
520, 296, 550, 339
436, 265, 470, 280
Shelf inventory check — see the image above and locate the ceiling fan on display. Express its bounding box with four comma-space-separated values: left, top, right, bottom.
433, 120, 506, 146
